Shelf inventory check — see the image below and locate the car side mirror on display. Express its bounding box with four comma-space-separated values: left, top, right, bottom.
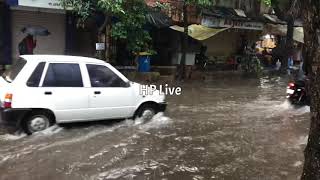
125, 81, 131, 87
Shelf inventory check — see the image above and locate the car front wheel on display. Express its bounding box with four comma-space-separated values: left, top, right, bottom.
23, 112, 53, 134
136, 104, 157, 121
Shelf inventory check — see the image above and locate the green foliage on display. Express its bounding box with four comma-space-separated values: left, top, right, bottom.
111, 0, 152, 53
154, 1, 170, 10
60, 0, 152, 53
60, 0, 96, 24
60, 0, 217, 54
184, 0, 215, 6
262, 0, 272, 6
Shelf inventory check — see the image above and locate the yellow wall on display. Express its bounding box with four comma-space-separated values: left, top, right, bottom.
202, 29, 262, 58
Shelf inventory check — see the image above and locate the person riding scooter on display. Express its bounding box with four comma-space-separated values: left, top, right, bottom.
286, 62, 310, 106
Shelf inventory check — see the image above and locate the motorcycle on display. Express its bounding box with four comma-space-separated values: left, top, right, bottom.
286, 80, 310, 106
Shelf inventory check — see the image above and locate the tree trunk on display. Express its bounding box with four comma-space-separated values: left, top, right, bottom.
271, 0, 295, 73
301, 0, 320, 179
286, 16, 294, 53
281, 16, 294, 72
105, 24, 111, 62
177, 3, 188, 81
97, 32, 105, 60
97, 15, 110, 61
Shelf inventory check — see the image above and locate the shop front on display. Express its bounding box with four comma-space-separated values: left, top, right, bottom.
261, 23, 304, 66
200, 15, 264, 71
5, 0, 66, 63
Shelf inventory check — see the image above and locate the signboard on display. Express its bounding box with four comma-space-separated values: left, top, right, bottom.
201, 16, 264, 31
96, 43, 105, 51
18, 0, 63, 9
220, 19, 263, 30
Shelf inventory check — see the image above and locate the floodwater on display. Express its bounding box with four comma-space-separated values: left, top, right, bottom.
0, 75, 310, 180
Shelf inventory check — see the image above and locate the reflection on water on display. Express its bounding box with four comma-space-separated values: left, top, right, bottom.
0, 75, 310, 180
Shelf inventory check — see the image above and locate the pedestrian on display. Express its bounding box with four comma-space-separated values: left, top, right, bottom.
296, 61, 306, 81
293, 44, 303, 65
275, 59, 281, 71
19, 34, 36, 55
287, 55, 294, 75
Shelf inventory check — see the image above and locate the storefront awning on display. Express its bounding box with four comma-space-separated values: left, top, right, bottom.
170, 24, 229, 41
263, 14, 286, 24
293, 27, 304, 43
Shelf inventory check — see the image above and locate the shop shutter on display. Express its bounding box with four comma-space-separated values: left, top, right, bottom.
11, 10, 65, 62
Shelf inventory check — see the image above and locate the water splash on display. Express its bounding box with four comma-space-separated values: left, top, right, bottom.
293, 106, 310, 115
278, 100, 294, 110
33, 125, 64, 136
277, 100, 310, 114
38, 122, 129, 151
295, 135, 308, 148
0, 130, 26, 141
0, 125, 63, 141
135, 113, 171, 131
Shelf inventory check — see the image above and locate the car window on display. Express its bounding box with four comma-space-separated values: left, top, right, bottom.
2, 58, 27, 83
26, 62, 45, 87
86, 64, 127, 87
43, 63, 83, 87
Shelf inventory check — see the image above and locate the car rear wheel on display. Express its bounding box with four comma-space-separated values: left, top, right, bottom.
22, 111, 53, 135
136, 104, 157, 121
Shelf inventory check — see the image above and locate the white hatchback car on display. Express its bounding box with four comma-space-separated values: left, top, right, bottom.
0, 55, 166, 134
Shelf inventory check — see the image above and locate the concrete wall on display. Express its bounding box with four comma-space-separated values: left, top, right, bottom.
202, 30, 239, 57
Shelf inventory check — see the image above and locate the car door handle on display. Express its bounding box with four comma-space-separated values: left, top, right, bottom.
44, 91, 52, 95
94, 91, 101, 95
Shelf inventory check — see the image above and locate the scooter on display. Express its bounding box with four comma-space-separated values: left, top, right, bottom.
286, 81, 310, 106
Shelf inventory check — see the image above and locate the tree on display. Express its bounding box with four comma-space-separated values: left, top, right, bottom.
299, 1, 320, 179
265, 0, 320, 179
264, 0, 320, 179
60, 0, 153, 60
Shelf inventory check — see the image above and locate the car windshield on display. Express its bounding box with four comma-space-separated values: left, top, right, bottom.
2, 58, 27, 83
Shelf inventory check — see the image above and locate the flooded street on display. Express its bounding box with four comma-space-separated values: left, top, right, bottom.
0, 75, 310, 180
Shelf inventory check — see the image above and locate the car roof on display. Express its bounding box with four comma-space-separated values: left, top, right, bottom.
20, 55, 106, 64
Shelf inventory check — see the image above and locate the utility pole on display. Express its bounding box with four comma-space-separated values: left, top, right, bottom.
177, 1, 188, 81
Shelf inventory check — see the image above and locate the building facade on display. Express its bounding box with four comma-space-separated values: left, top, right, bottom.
145, 0, 271, 67
3, 0, 67, 64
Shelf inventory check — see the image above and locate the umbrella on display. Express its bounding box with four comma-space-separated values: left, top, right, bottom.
21, 26, 51, 36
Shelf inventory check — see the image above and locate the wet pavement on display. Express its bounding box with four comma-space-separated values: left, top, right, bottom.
0, 75, 310, 180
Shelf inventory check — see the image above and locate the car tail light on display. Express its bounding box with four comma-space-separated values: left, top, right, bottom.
3, 93, 12, 108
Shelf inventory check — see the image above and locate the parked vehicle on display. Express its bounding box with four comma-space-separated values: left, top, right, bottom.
286, 80, 310, 106
0, 55, 167, 134
195, 53, 209, 71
